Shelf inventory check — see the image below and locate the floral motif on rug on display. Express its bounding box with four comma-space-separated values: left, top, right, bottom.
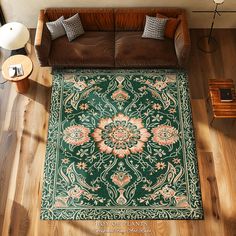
41, 69, 203, 220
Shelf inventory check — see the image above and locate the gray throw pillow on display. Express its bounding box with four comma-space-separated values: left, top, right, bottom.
62, 13, 84, 42
142, 15, 167, 40
46, 16, 66, 40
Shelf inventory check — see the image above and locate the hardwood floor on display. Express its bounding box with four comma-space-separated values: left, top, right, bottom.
0, 29, 236, 236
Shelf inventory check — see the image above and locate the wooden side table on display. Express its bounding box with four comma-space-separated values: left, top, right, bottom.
208, 79, 236, 125
2, 55, 33, 93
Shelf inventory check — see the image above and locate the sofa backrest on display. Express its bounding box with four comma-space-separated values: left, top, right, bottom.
115, 8, 184, 31
44, 7, 184, 32
45, 8, 114, 31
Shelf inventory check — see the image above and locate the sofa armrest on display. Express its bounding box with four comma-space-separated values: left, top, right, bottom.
174, 12, 191, 68
34, 10, 51, 66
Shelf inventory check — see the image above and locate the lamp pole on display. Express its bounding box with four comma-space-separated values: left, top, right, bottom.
193, 0, 236, 53
192, 0, 226, 53
208, 3, 220, 44
0, 6, 6, 25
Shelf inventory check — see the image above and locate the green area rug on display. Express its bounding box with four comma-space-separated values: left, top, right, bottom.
41, 69, 203, 220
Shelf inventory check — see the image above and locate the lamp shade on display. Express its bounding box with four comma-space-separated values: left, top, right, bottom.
214, 0, 224, 4
0, 22, 29, 50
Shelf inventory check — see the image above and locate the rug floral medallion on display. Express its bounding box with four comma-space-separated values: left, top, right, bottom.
41, 69, 203, 220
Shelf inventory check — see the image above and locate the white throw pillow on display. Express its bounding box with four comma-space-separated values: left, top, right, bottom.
46, 16, 66, 40
62, 13, 84, 42
142, 15, 167, 40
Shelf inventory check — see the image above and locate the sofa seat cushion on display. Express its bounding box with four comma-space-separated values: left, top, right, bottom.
49, 31, 114, 67
115, 31, 178, 68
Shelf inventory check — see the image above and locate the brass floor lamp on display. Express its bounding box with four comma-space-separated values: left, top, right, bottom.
193, 0, 236, 53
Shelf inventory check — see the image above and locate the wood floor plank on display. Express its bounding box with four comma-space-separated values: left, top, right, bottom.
0, 131, 17, 235
188, 30, 205, 99
191, 99, 212, 152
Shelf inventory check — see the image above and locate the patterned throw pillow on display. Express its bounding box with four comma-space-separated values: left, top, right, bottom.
46, 16, 66, 40
62, 13, 84, 42
142, 15, 167, 40
156, 13, 180, 39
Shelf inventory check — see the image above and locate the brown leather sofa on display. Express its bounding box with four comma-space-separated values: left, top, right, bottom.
35, 8, 191, 68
